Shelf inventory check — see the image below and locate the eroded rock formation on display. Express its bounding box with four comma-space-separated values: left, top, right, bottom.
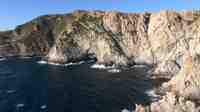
0, 10, 200, 111
1, 10, 200, 67
135, 55, 200, 112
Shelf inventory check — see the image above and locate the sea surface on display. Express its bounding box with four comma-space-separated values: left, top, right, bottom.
0, 57, 160, 112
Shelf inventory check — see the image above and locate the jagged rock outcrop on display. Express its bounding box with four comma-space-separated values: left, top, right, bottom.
1, 10, 200, 68
1, 10, 200, 112
135, 92, 200, 112
135, 55, 200, 112
0, 15, 56, 56
0, 31, 18, 56
163, 55, 200, 101
150, 11, 200, 76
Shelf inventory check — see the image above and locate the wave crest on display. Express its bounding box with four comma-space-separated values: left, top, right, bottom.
90, 64, 115, 69
0, 57, 6, 61
37, 60, 85, 67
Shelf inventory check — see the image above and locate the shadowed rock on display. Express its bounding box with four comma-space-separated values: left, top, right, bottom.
0, 10, 200, 69
1, 10, 200, 112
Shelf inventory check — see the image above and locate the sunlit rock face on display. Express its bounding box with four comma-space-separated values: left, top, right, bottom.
135, 92, 200, 112
102, 12, 153, 65
135, 55, 200, 112
163, 55, 200, 101
151, 55, 200, 112
0, 31, 18, 56
62, 11, 152, 65
0, 11, 151, 66
149, 11, 200, 76
1, 10, 200, 112
150, 92, 200, 112
0, 10, 200, 69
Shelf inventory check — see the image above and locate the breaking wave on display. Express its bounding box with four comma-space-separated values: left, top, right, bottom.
64, 61, 85, 67
91, 64, 122, 73
19, 56, 32, 59
121, 108, 131, 112
37, 60, 85, 67
90, 64, 115, 69
107, 69, 121, 73
37, 60, 48, 64
145, 89, 160, 101
133, 64, 148, 68
0, 57, 6, 61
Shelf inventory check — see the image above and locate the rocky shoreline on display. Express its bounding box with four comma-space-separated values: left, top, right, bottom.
0, 10, 200, 112
135, 55, 200, 112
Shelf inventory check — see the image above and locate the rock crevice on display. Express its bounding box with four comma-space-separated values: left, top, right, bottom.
1, 10, 200, 111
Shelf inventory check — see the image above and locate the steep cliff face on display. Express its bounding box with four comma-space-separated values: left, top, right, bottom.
135, 55, 200, 112
150, 11, 200, 75
1, 10, 200, 112
0, 15, 56, 56
0, 31, 17, 56
0, 10, 200, 68
163, 55, 200, 100
44, 11, 152, 65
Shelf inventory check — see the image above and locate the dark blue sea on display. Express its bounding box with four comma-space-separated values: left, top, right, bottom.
0, 57, 161, 112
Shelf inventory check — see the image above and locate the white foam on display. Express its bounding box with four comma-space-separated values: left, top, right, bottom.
37, 60, 48, 64
134, 65, 148, 68
91, 64, 115, 69
16, 104, 24, 108
37, 60, 62, 66
87, 60, 95, 63
48, 62, 62, 66
0, 58, 6, 61
108, 69, 121, 73
40, 105, 47, 109
121, 108, 131, 112
7, 90, 16, 94
145, 89, 160, 101
64, 61, 85, 67
64, 62, 73, 66
19, 56, 32, 59
37, 60, 85, 67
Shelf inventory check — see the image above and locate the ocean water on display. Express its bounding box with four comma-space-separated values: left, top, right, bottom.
0, 57, 160, 112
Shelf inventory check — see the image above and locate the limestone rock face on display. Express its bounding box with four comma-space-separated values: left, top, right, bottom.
1, 10, 200, 112
0, 31, 18, 56
135, 92, 200, 112
150, 92, 200, 112
135, 55, 200, 112
147, 55, 200, 112
149, 11, 200, 75
0, 10, 200, 68
163, 55, 200, 101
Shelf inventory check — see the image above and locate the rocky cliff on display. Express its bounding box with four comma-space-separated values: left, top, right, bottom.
1, 10, 200, 111
1, 10, 200, 68
135, 55, 200, 112
0, 10, 199, 66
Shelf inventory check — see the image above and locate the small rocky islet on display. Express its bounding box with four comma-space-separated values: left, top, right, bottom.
0, 10, 200, 112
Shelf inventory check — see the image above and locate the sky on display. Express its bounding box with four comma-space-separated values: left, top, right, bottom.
0, 0, 200, 31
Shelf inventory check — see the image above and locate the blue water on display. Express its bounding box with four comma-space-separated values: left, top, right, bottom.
0, 57, 159, 112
